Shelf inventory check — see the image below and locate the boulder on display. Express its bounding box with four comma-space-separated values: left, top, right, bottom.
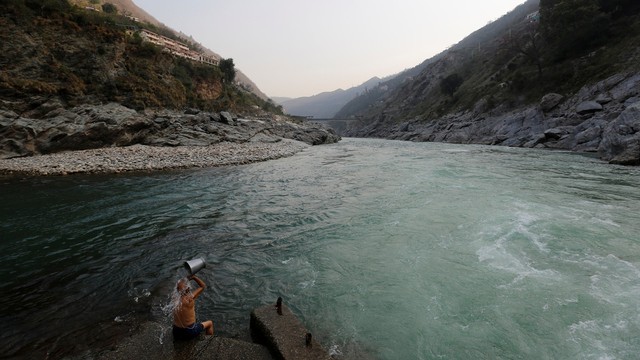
540, 93, 564, 112
598, 102, 640, 164
543, 128, 565, 140
576, 101, 603, 115
184, 108, 200, 115
595, 94, 613, 104
220, 111, 236, 125
609, 141, 640, 165
609, 73, 640, 102
575, 126, 603, 145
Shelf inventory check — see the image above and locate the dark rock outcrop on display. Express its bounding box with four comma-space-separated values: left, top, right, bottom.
0, 103, 341, 159
599, 102, 640, 165
540, 93, 565, 113
344, 72, 640, 165
576, 101, 604, 115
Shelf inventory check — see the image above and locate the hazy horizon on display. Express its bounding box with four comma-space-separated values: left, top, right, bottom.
133, 0, 528, 98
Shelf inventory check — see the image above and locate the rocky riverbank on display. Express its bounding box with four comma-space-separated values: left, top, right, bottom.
0, 140, 310, 176
0, 102, 340, 176
345, 72, 640, 165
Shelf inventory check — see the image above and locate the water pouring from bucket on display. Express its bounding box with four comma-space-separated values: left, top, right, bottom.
170, 257, 215, 339
184, 258, 206, 275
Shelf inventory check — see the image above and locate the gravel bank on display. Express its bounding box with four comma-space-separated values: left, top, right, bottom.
0, 139, 310, 176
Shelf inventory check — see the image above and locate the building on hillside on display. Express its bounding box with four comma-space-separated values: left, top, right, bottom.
139, 29, 189, 54
197, 54, 220, 66
135, 29, 219, 66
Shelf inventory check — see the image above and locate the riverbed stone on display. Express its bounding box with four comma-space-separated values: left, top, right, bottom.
576, 101, 603, 115
220, 111, 236, 125
0, 140, 311, 176
598, 102, 640, 164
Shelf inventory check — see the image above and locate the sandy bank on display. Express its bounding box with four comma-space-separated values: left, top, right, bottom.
0, 139, 310, 176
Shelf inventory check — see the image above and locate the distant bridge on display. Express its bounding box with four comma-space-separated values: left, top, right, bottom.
304, 118, 360, 122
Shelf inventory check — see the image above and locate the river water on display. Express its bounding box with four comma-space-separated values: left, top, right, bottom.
2, 138, 640, 359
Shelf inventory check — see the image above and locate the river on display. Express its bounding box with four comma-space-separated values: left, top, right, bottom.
1, 138, 640, 359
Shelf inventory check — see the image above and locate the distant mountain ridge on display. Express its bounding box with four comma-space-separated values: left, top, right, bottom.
276, 76, 390, 118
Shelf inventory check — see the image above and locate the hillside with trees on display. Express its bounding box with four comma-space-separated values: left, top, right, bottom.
338, 0, 640, 164
0, 0, 276, 114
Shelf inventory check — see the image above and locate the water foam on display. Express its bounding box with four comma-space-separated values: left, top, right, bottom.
476, 207, 558, 286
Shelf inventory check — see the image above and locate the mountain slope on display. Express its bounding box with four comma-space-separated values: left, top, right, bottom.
0, 1, 276, 114
277, 77, 385, 118
336, 0, 640, 164
69, 0, 268, 100
337, 0, 540, 120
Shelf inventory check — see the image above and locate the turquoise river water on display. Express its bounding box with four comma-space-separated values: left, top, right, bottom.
1, 138, 640, 359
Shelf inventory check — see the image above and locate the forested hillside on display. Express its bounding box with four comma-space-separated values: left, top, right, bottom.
339, 0, 640, 165
338, 0, 640, 122
0, 0, 280, 115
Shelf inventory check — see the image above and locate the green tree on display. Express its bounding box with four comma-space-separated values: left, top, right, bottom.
540, 0, 609, 60
23, 0, 71, 16
219, 58, 236, 84
509, 25, 544, 80
439, 73, 464, 97
599, 0, 640, 18
102, 3, 117, 14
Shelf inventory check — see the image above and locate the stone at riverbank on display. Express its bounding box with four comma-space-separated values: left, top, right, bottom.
0, 103, 340, 159
97, 299, 333, 360
0, 140, 310, 176
344, 72, 640, 165
97, 322, 273, 360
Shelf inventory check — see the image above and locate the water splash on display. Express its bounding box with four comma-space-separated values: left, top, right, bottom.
161, 277, 190, 318
128, 287, 151, 303
156, 276, 193, 345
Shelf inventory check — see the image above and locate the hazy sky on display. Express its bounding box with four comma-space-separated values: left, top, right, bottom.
133, 1, 526, 98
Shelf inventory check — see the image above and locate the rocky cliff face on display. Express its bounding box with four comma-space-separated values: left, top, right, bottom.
0, 102, 340, 159
345, 72, 640, 165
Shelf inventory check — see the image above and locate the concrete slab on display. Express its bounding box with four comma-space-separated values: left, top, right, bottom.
251, 300, 331, 360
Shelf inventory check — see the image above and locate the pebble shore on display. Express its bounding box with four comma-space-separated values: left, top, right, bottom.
0, 139, 310, 176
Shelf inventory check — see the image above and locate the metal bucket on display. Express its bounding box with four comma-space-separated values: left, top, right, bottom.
184, 258, 206, 275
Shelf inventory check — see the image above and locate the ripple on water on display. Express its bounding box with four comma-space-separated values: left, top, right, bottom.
2, 139, 640, 359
